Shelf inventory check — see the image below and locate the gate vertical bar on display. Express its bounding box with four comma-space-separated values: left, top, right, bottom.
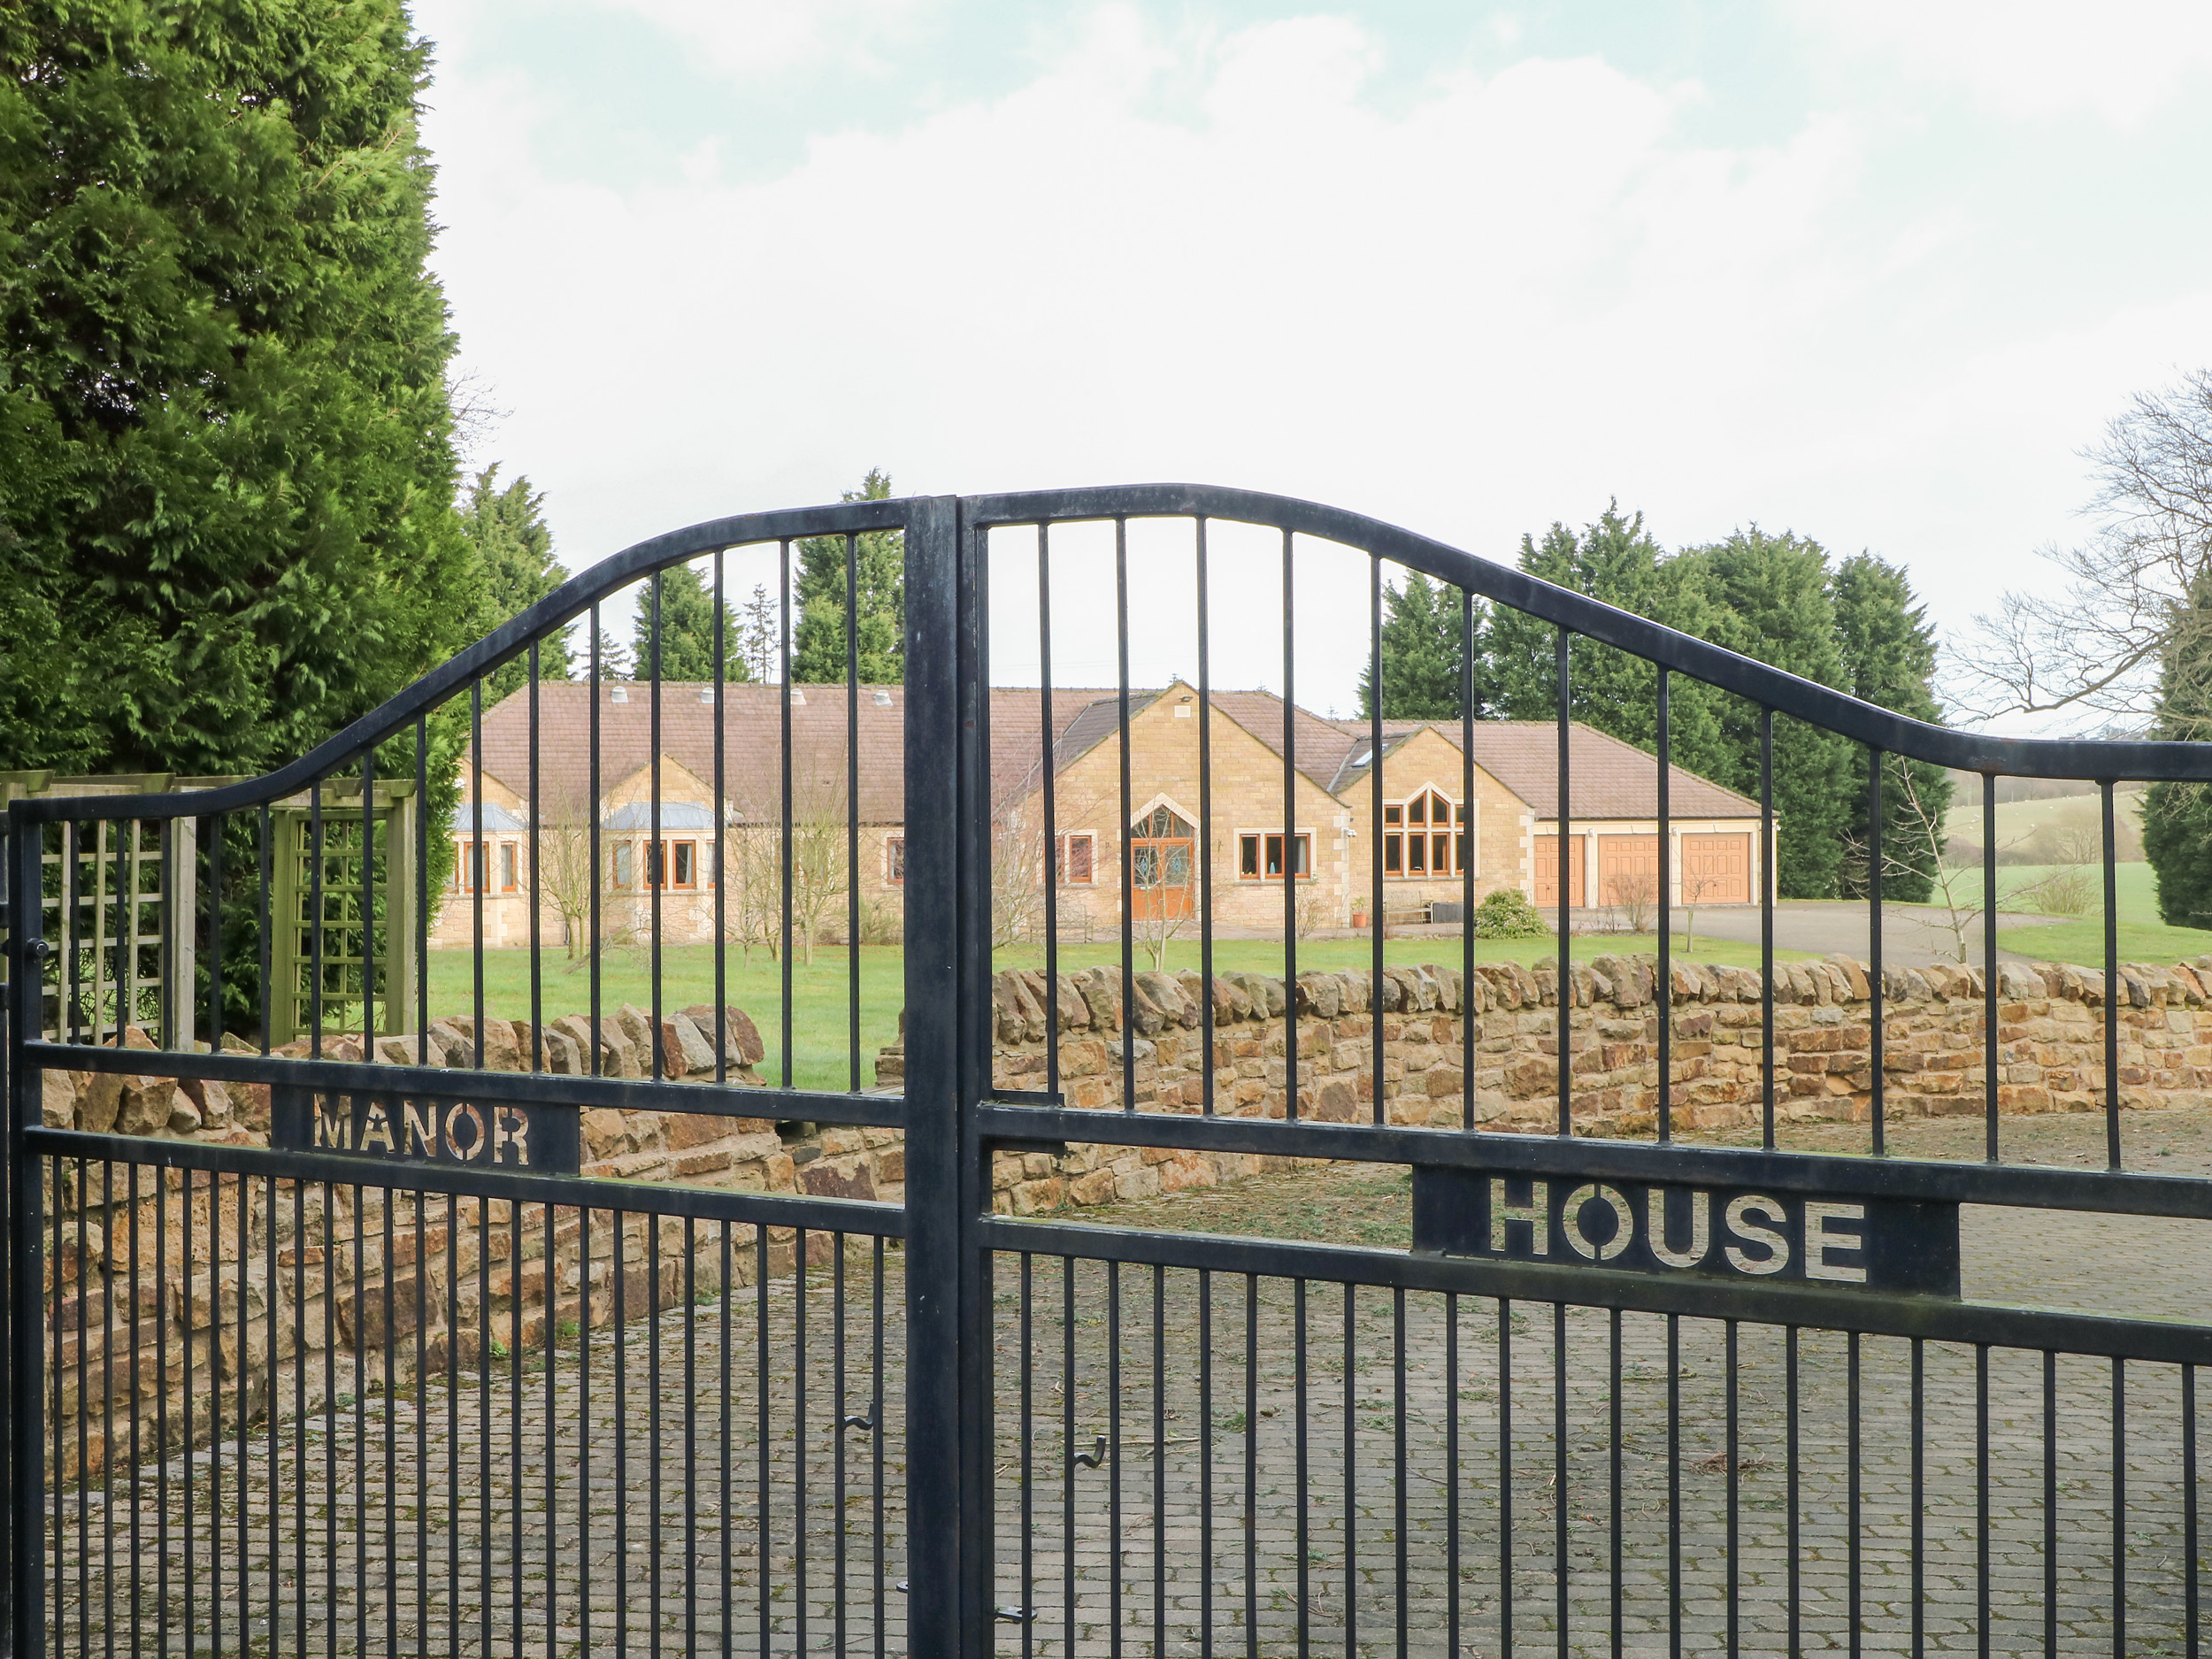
1556, 630, 1571, 1137
0, 809, 10, 1656
1869, 752, 1885, 1156
1657, 669, 1671, 1142
8, 811, 44, 1659
1983, 772, 1998, 1160
0, 807, 11, 1658
2102, 780, 2121, 1168
903, 494, 989, 1659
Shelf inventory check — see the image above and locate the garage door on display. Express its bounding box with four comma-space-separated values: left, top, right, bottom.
1532, 834, 1585, 907
1597, 833, 1660, 910
1681, 832, 1751, 904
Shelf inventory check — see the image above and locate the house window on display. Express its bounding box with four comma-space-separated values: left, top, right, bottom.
886, 835, 906, 885
1237, 832, 1310, 879
453, 840, 490, 892
1053, 833, 1094, 885
498, 842, 518, 891
641, 840, 695, 888
612, 842, 634, 888
1383, 791, 1459, 877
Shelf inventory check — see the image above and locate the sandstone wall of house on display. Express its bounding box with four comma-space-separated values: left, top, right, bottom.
42, 949, 2212, 1479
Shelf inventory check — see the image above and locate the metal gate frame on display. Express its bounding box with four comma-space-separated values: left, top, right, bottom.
8, 483, 2212, 1656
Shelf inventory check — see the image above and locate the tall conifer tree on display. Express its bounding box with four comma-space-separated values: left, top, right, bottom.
632, 562, 750, 683
1485, 509, 1947, 901
1357, 572, 1488, 720
1676, 528, 1854, 899
1487, 504, 1732, 783
461, 465, 572, 703
1830, 553, 1949, 902
0, 2, 474, 775
792, 469, 902, 683
2144, 572, 2212, 926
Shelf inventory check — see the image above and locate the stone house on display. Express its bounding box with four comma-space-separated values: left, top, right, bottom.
434, 678, 1766, 949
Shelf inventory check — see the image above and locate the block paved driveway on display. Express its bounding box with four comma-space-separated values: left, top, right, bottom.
47, 1193, 2209, 1656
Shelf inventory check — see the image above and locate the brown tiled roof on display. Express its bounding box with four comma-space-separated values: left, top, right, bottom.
472, 684, 1755, 826
1205, 691, 1372, 792
1209, 692, 1755, 820
1438, 720, 1757, 821
472, 681, 1121, 826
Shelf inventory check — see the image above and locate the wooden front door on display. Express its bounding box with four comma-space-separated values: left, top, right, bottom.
1532, 834, 1585, 907
1680, 833, 1751, 904
1129, 805, 1196, 920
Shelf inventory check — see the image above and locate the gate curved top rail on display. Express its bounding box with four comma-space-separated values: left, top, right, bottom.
20, 480, 2210, 826
966, 483, 2212, 782
11, 494, 918, 822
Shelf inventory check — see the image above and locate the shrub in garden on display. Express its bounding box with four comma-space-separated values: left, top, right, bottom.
1472, 889, 1550, 939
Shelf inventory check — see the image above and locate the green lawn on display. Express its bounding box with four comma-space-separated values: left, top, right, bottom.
424, 943, 906, 1094
426, 930, 1813, 1094
1939, 859, 2212, 968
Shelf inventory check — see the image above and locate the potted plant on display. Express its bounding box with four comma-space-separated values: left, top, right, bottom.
1350, 897, 1370, 931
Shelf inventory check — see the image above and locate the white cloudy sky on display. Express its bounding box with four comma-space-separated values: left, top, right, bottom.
410, 0, 2212, 716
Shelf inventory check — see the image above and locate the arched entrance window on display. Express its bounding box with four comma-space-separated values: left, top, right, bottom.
1128, 804, 1196, 919
1382, 788, 1463, 876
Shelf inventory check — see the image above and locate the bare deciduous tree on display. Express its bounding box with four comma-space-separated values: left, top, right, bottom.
723, 734, 850, 967
989, 781, 1112, 954
1859, 767, 2070, 962
1679, 860, 1724, 955
991, 797, 1047, 952
1604, 869, 1658, 935
1951, 368, 2212, 731
1295, 881, 1333, 941
531, 782, 604, 962
721, 822, 783, 964
785, 777, 849, 967
1129, 845, 1195, 972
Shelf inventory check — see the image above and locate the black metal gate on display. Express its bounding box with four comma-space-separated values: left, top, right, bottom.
7, 485, 2211, 1655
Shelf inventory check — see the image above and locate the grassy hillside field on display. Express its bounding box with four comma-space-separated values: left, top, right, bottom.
1941, 783, 2146, 864
1923, 783, 2212, 963
1938, 859, 2212, 968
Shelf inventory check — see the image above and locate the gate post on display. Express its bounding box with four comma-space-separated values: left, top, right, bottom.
903, 495, 995, 1658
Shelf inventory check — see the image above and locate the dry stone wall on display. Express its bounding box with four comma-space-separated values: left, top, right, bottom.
881, 952, 2212, 1214
43, 949, 2212, 1478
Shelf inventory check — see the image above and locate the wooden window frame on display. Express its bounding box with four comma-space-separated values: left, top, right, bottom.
1235, 829, 1312, 881
1382, 789, 1460, 879
1053, 832, 1094, 886
641, 838, 696, 889
498, 841, 518, 892
886, 834, 906, 886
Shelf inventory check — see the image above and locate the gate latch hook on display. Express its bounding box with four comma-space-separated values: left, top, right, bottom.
892, 1583, 1036, 1624
1071, 1433, 1107, 1470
